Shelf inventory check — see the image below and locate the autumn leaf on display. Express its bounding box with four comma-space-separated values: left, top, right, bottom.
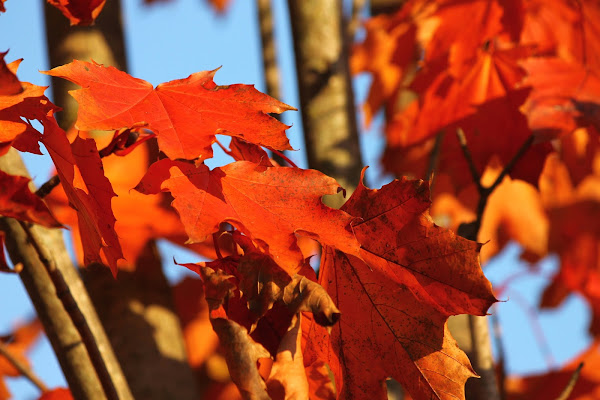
135, 160, 359, 274
266, 314, 310, 400
0, 0, 5, 12
0, 170, 61, 228
44, 60, 295, 160
521, 0, 600, 71
46, 0, 106, 26
522, 57, 600, 138
211, 318, 271, 400
0, 52, 22, 96
46, 136, 192, 270
41, 117, 123, 275
0, 53, 56, 156
305, 172, 497, 400
38, 388, 74, 400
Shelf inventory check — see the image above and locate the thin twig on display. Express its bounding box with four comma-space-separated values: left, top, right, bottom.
456, 128, 482, 190
34, 128, 152, 199
455, 128, 536, 400
426, 131, 445, 195
490, 311, 506, 400
456, 130, 535, 241
347, 0, 366, 40
0, 340, 49, 393
555, 362, 584, 400
35, 175, 60, 199
18, 220, 120, 400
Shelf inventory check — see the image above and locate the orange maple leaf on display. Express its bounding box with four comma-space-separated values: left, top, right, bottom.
44, 60, 295, 161
46, 133, 191, 270
135, 160, 360, 274
0, 53, 57, 156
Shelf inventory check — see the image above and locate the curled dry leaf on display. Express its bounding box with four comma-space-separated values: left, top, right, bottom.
211, 318, 271, 400
234, 237, 340, 327
266, 314, 310, 400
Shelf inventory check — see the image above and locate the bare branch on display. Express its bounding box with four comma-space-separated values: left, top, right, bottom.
0, 340, 49, 393
555, 362, 584, 400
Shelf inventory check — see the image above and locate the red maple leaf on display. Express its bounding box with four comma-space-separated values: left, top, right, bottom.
44, 60, 295, 161
37, 388, 74, 400
41, 116, 123, 275
304, 172, 497, 400
46, 0, 106, 26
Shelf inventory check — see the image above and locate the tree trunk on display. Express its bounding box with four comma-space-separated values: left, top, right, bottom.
287, 0, 363, 208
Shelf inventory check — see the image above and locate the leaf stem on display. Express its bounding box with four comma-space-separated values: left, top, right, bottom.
0, 339, 49, 393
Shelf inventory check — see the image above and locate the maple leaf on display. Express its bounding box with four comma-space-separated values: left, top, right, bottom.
0, 0, 5, 12
266, 314, 310, 400
522, 57, 600, 138
46, 0, 106, 26
46, 136, 191, 270
38, 388, 74, 400
41, 117, 123, 276
351, 9, 419, 126
305, 173, 497, 400
0, 170, 61, 228
135, 160, 359, 274
0, 53, 56, 156
211, 318, 271, 399
521, 0, 600, 70
44, 60, 295, 161
533, 146, 600, 334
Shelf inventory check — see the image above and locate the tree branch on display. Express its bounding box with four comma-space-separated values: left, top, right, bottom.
0, 340, 49, 393
0, 148, 133, 400
454, 129, 535, 400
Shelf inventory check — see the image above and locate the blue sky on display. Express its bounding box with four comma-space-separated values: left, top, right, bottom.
0, 0, 592, 398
